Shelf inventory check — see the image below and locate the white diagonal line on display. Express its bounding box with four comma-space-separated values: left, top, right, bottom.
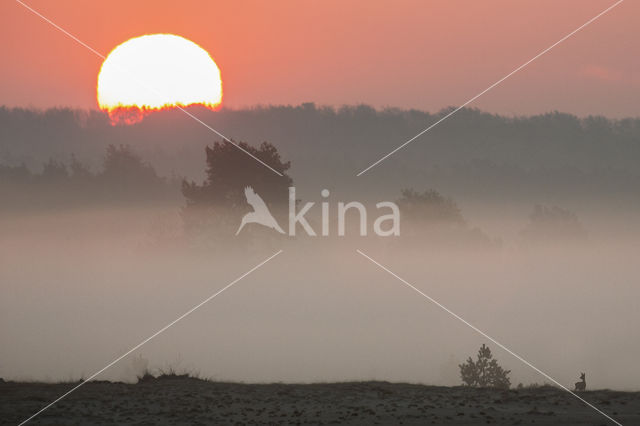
356, 0, 624, 176
14, 0, 284, 177
18, 249, 283, 426
356, 249, 622, 426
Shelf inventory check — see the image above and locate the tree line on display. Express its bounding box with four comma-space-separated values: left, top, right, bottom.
1, 139, 585, 248
0, 144, 179, 210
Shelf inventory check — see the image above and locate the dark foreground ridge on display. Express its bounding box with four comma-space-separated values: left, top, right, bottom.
2, 375, 638, 425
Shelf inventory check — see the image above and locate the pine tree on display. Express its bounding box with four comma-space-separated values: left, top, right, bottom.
459, 344, 511, 389
181, 140, 292, 239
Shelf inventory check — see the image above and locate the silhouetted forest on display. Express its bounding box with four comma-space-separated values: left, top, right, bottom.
0, 144, 179, 210
1, 105, 639, 203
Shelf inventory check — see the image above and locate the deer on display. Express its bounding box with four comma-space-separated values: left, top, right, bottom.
574, 372, 586, 391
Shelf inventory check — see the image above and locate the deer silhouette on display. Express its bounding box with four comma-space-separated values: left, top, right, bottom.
574, 372, 586, 391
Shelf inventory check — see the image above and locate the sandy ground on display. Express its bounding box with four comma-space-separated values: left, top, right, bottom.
1, 376, 638, 425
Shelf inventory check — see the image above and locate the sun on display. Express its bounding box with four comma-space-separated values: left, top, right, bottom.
97, 34, 222, 122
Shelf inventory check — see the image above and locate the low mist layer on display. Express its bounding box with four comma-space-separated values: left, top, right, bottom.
1, 203, 638, 390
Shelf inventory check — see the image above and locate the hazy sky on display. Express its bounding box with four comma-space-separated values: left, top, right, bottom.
1, 0, 638, 117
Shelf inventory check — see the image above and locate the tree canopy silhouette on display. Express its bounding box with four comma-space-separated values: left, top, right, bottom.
395, 188, 496, 248
101, 144, 160, 186
181, 140, 292, 237
520, 204, 587, 243
0, 144, 176, 210
397, 189, 465, 226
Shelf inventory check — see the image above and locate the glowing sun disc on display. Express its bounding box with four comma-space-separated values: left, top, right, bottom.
97, 34, 222, 112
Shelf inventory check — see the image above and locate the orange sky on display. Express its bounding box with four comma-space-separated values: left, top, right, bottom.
1, 0, 637, 117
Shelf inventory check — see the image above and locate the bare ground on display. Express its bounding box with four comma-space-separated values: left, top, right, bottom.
1, 376, 638, 425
